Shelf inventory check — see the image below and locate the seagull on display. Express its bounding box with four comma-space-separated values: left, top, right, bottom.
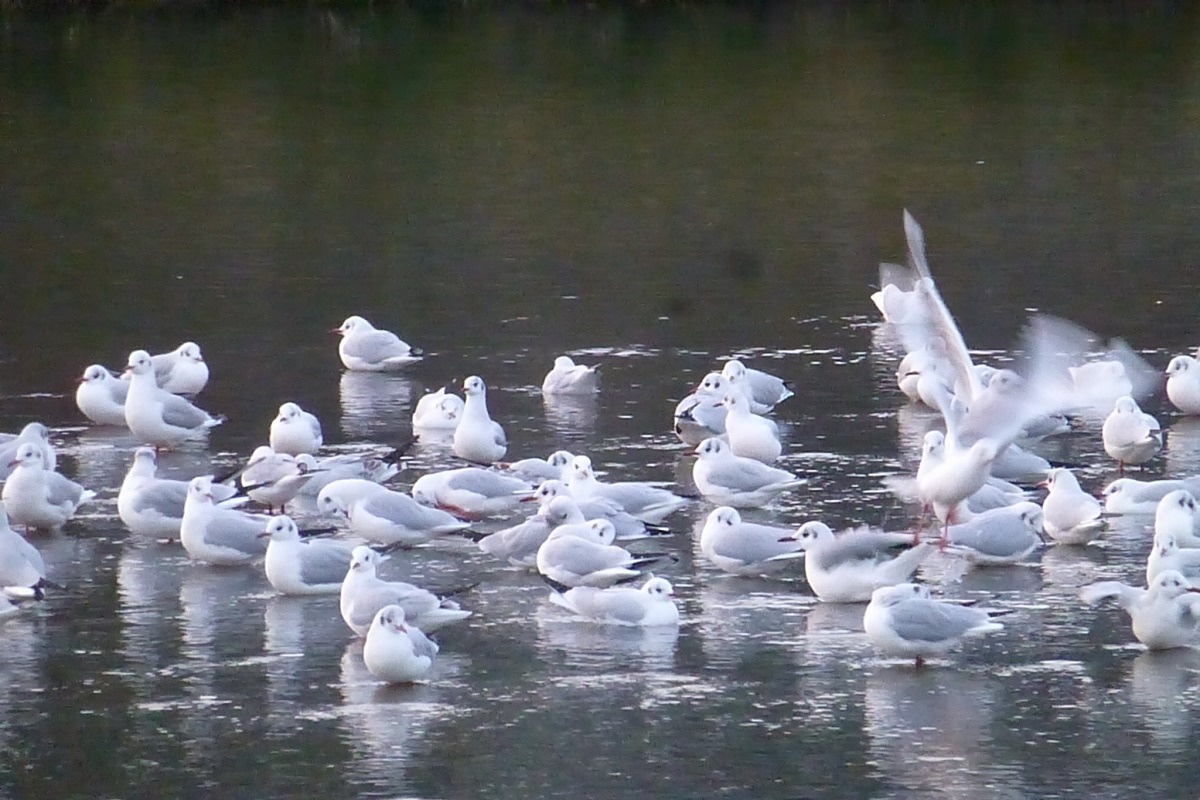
149, 342, 209, 395
863, 583, 1005, 666
1166, 354, 1200, 415
566, 456, 687, 525
1, 443, 94, 531
916, 438, 1003, 534
500, 450, 575, 484
721, 359, 793, 412
1102, 396, 1162, 473
719, 391, 782, 464
334, 315, 422, 372
269, 402, 323, 455
542, 355, 599, 395
673, 371, 731, 445
1040, 468, 1106, 545
259, 515, 354, 595
412, 388, 464, 431
0, 505, 55, 598
363, 605, 437, 684
529, 479, 667, 541
293, 452, 398, 498
943, 502, 1044, 565
1102, 477, 1200, 515
318, 481, 471, 548
452, 376, 507, 465
340, 545, 471, 635
0, 423, 57, 479
545, 576, 680, 626
123, 349, 223, 448
75, 365, 129, 426
478, 495, 584, 568
230, 446, 317, 513
1147, 531, 1200, 584
1155, 490, 1200, 548
698, 507, 806, 576
791, 522, 932, 603
179, 476, 271, 566
410, 467, 530, 518
118, 447, 241, 538
1081, 570, 1200, 650
692, 437, 805, 507
536, 520, 670, 588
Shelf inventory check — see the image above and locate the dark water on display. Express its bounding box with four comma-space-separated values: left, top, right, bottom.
2, 4, 1200, 798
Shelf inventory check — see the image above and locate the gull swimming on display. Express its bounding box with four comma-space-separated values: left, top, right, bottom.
863, 583, 1005, 666
149, 342, 209, 395
542, 355, 599, 395
179, 476, 271, 566
545, 576, 680, 626
453, 375, 507, 465
698, 507, 806, 576
118, 447, 240, 538
1040, 468, 1106, 545
124, 349, 223, 447
269, 402, 323, 456
2, 443, 94, 532
340, 545, 471, 635
75, 365, 129, 426
719, 391, 782, 464
791, 522, 932, 603
363, 605, 437, 683
410, 467, 529, 518
692, 437, 804, 508
1165, 354, 1200, 415
721, 359, 793, 412
1081, 570, 1200, 650
260, 515, 354, 595
334, 315, 422, 372
566, 456, 687, 525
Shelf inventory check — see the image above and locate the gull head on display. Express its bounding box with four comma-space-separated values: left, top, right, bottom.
463, 375, 486, 397
133, 447, 157, 466
695, 437, 728, 460
1156, 490, 1197, 530
869, 582, 929, 608
259, 515, 300, 541
336, 315, 372, 336
350, 545, 382, 573
921, 430, 945, 459
707, 506, 741, 529
588, 519, 617, 545
1014, 502, 1045, 534
1150, 570, 1200, 599
547, 450, 575, 470
642, 577, 674, 599
126, 350, 154, 376
1042, 467, 1080, 493
177, 342, 203, 363
187, 476, 215, 504
1167, 355, 1196, 378
553, 356, 576, 370
80, 364, 112, 385
533, 480, 566, 505
316, 488, 349, 518
9, 443, 43, 470
699, 372, 728, 395
795, 521, 835, 549
375, 604, 409, 635
722, 360, 747, 382
570, 456, 594, 482
719, 392, 749, 412
543, 495, 582, 525
1112, 396, 1139, 415
276, 402, 303, 423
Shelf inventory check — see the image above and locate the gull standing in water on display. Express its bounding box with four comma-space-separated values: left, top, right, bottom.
363, 605, 437, 684
1102, 396, 1162, 473
698, 507, 806, 576
863, 583, 1005, 666
124, 350, 223, 448
1040, 468, 1106, 545
260, 515, 354, 595
2, 444, 94, 531
340, 546, 471, 635
692, 437, 804, 508
453, 376, 507, 464
179, 477, 270, 566
334, 315, 422, 372
269, 402, 323, 456
75, 365, 129, 426
1081, 570, 1200, 650
542, 356, 599, 395
118, 447, 240, 538
528, 480, 666, 541
0, 506, 56, 597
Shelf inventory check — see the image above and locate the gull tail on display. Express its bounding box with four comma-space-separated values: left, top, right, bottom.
539, 574, 572, 594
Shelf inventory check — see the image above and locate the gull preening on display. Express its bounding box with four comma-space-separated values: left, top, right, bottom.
542, 355, 599, 396
863, 583, 1006, 666
1102, 396, 1162, 472
124, 349, 223, 448
75, 365, 129, 426
148, 342, 209, 395
452, 376, 507, 465
1155, 490, 1200, 548
412, 388, 464, 431
1040, 468, 1106, 545
791, 522, 932, 603
334, 315, 422, 372
269, 402, 323, 456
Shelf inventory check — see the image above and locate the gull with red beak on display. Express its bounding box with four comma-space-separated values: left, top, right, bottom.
124, 349, 223, 448
363, 605, 437, 684
179, 476, 270, 565
333, 315, 422, 372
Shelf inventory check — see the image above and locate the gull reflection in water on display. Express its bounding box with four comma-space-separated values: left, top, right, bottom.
1128, 648, 1200, 754
339, 372, 413, 440
694, 576, 809, 668
117, 541, 190, 696
542, 393, 599, 440
865, 666, 1020, 799
1166, 417, 1200, 476
533, 601, 679, 671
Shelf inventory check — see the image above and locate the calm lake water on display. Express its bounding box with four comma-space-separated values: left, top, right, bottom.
2, 4, 1200, 798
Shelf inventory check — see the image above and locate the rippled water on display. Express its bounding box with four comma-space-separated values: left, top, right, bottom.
3, 4, 1200, 798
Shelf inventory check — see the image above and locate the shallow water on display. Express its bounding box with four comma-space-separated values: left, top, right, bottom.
2, 4, 1200, 798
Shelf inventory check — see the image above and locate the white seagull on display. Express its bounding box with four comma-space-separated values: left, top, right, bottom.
260, 515, 354, 595
478, 495, 583, 568
530, 479, 666, 541
1081, 570, 1200, 650
1102, 477, 1200, 515
363, 605, 437, 683
269, 402, 323, 455
118, 447, 240, 538
293, 452, 398, 498
698, 506, 806, 576
452, 376, 507, 464
410, 467, 529, 518
1040, 468, 1106, 545
2, 444, 94, 531
673, 371, 731, 445
943, 502, 1044, 565
721, 359, 793, 412
0, 505, 54, 597
1166, 354, 1200, 415
124, 349, 223, 448
1155, 490, 1200, 548
863, 583, 1005, 666
1147, 531, 1200, 585
150, 341, 209, 395
566, 456, 687, 525
791, 522, 932, 603
542, 356, 599, 395
340, 545, 471, 635
412, 388, 464, 431
692, 437, 804, 507
334, 315, 422, 372
318, 480, 470, 548
719, 391, 782, 464
75, 365, 129, 426
545, 576, 680, 626
1102, 396, 1162, 472
179, 476, 270, 566
233, 446, 318, 512
536, 520, 669, 588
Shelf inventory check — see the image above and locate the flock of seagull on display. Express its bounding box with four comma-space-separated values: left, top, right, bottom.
6, 212, 1200, 680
